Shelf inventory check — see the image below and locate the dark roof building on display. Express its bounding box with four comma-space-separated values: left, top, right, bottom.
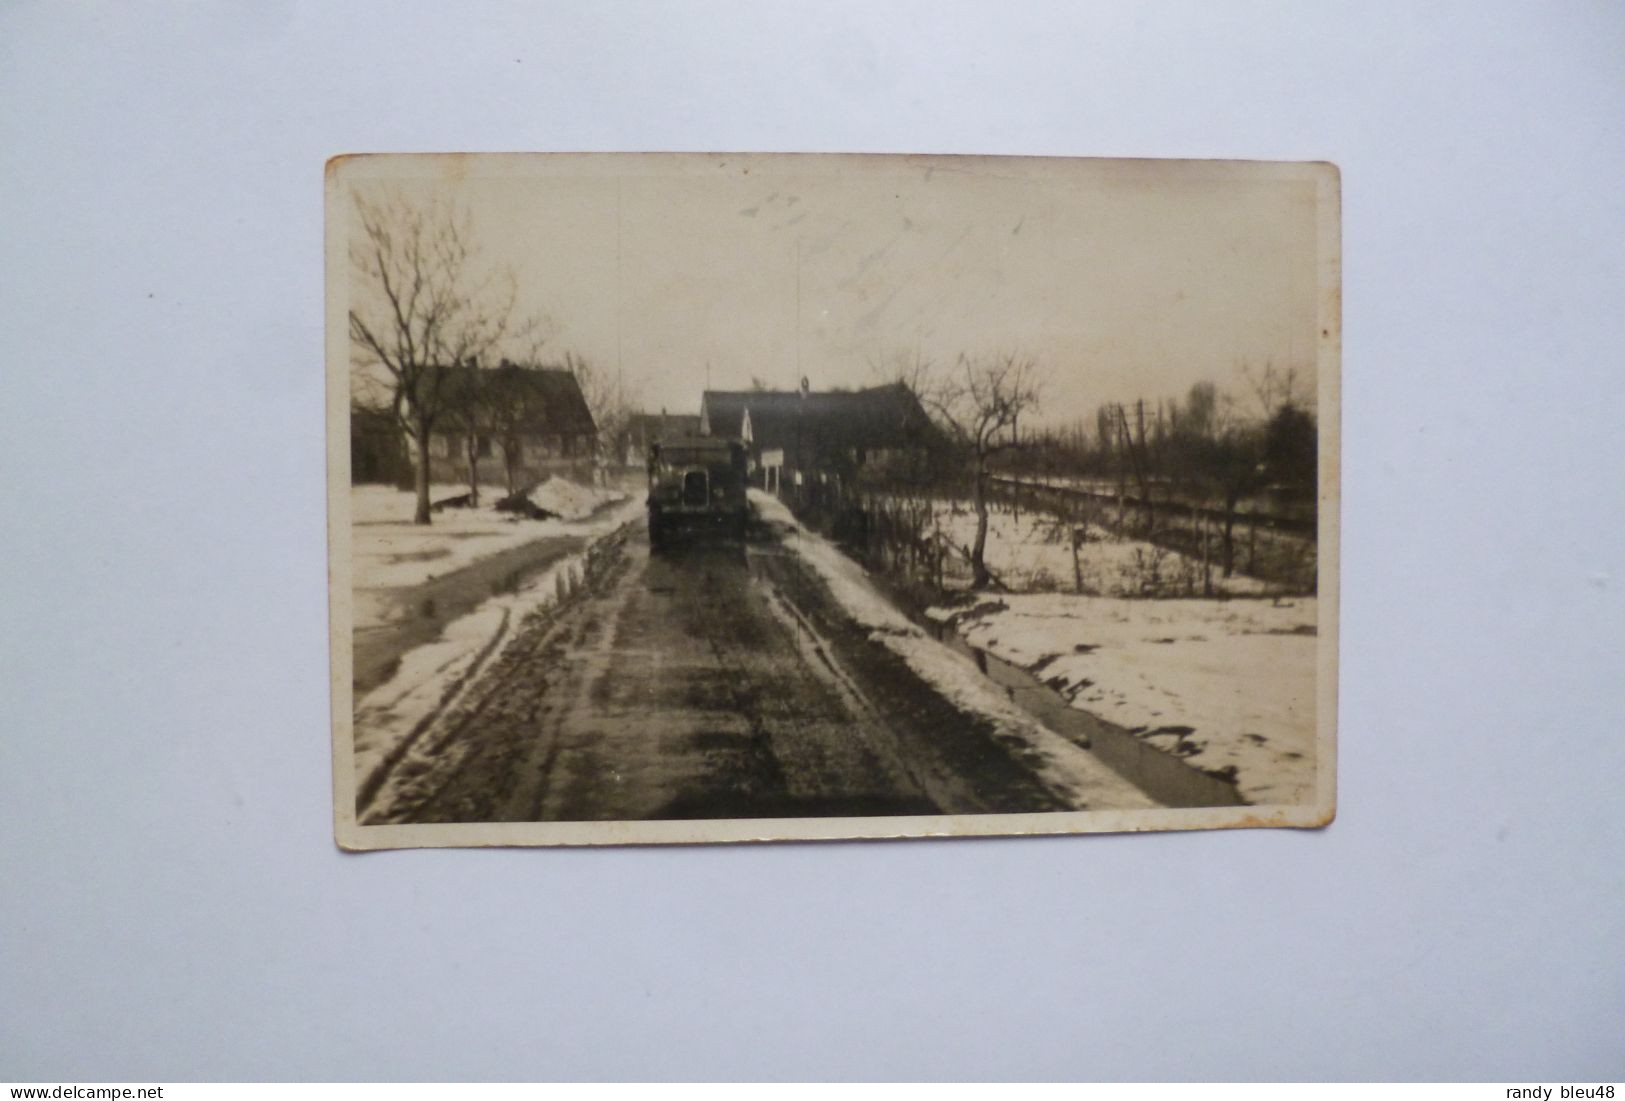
438, 361, 597, 440
700, 383, 946, 492
622, 411, 703, 465
350, 404, 412, 486
421, 362, 600, 488
624, 411, 703, 445
695, 390, 758, 440
700, 383, 938, 452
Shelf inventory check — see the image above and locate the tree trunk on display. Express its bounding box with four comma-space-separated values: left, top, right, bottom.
1222, 490, 1239, 577
1133, 400, 1155, 532
412, 422, 433, 525
970, 463, 992, 590
1201, 515, 1212, 597
503, 441, 519, 497
464, 435, 481, 506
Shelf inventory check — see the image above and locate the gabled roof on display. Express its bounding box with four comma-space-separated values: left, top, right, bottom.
701, 383, 939, 451
698, 390, 773, 439
624, 412, 702, 443
439, 362, 596, 437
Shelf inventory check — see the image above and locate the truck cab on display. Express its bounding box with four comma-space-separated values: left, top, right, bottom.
646, 436, 749, 551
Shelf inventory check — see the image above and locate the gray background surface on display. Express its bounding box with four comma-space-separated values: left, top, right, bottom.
2, 1, 1621, 1082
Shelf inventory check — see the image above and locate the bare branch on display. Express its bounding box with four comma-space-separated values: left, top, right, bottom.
347, 187, 529, 523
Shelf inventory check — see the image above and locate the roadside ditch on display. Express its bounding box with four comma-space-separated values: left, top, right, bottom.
808, 519, 1247, 809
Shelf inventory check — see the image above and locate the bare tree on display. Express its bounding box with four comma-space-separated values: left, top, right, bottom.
922, 352, 1044, 590
1240, 360, 1312, 417
562, 350, 631, 472
348, 190, 524, 524
1174, 382, 1265, 579
480, 362, 551, 496
868, 346, 933, 397
1263, 402, 1317, 493
1206, 422, 1265, 578
1184, 380, 1219, 438
1110, 399, 1157, 531
438, 366, 496, 505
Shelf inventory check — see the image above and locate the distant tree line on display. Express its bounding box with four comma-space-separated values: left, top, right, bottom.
999, 364, 1318, 577
863, 352, 1317, 587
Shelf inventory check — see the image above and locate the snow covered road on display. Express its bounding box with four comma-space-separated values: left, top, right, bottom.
356, 509, 1156, 824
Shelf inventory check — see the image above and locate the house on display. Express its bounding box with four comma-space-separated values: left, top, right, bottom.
421, 361, 598, 490
350, 404, 412, 486
699, 383, 944, 498
620, 411, 703, 467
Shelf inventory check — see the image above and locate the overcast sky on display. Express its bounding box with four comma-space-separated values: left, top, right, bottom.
344, 155, 1328, 428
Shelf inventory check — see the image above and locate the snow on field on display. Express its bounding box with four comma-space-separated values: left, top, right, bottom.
928, 501, 1271, 597
351, 479, 627, 593
750, 491, 1158, 811
1012, 473, 1305, 524
930, 593, 1318, 805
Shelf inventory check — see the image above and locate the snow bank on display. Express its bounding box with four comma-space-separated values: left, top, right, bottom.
529, 475, 617, 521
933, 593, 1318, 805
750, 491, 1157, 811
350, 480, 627, 592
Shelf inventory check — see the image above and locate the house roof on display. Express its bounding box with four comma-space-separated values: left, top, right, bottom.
440, 362, 597, 437
697, 391, 763, 439
701, 384, 938, 451
624, 412, 702, 443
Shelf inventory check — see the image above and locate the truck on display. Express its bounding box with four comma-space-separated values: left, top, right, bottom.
645, 435, 750, 551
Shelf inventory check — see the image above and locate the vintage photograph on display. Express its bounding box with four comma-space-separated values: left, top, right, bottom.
326, 153, 1339, 848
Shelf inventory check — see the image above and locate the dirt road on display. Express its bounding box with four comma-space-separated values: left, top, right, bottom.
364, 519, 1145, 824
